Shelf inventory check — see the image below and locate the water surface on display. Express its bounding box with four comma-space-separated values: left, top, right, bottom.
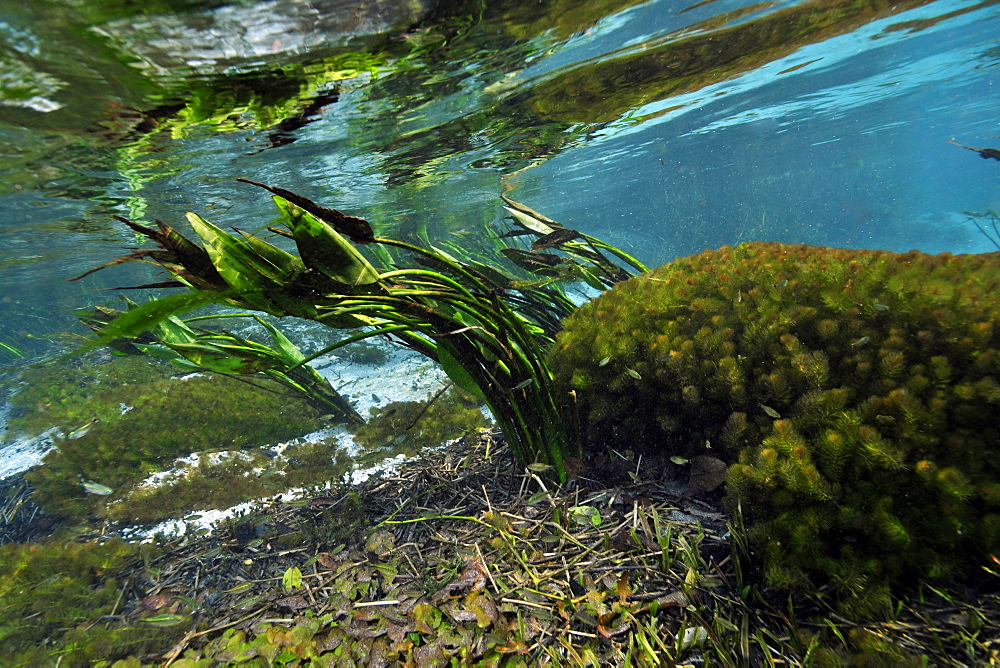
0, 0, 996, 359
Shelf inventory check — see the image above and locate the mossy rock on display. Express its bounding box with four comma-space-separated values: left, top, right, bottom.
550, 242, 1000, 609
13, 355, 325, 521
351, 385, 489, 455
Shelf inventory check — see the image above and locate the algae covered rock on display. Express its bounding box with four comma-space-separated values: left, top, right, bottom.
351, 385, 490, 454
550, 242, 1000, 604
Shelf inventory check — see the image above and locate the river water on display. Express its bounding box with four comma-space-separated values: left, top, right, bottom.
1, 0, 997, 364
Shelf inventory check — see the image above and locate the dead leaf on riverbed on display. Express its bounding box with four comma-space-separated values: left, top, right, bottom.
276, 595, 310, 611
432, 557, 487, 603
687, 455, 728, 495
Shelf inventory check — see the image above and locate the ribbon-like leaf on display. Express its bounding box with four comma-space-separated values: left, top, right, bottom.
186, 212, 280, 292
273, 196, 381, 286
70, 291, 224, 358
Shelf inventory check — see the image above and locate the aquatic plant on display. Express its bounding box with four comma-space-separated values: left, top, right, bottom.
549, 241, 1000, 610
80, 305, 363, 424
20, 355, 324, 520
0, 337, 25, 360
0, 538, 176, 665
78, 182, 644, 482
350, 384, 490, 455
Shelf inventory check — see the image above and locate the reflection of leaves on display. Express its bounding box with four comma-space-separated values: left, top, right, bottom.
949, 138, 1000, 161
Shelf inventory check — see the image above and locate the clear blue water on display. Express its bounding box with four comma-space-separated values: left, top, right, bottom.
0, 0, 997, 363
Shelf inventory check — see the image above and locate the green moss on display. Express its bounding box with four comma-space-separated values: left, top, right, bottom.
0, 538, 178, 666
350, 385, 490, 455
341, 334, 390, 366
550, 242, 1000, 608
16, 355, 324, 521
105, 438, 349, 524
4, 354, 176, 437
103, 442, 347, 523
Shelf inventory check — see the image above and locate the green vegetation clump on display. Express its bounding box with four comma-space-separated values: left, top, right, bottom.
5, 354, 175, 437
80, 187, 645, 482
105, 438, 347, 524
0, 538, 176, 666
12, 355, 324, 520
341, 334, 390, 366
351, 385, 490, 454
550, 242, 1000, 609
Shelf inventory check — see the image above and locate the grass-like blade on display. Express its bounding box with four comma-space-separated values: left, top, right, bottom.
70, 291, 224, 358
273, 196, 381, 286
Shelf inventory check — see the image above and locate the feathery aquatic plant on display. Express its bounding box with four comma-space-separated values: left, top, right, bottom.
549, 241, 1000, 610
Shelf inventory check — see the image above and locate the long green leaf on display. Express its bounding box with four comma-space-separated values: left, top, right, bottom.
273, 196, 381, 286
71, 291, 224, 358
186, 212, 279, 291
155, 315, 199, 346
163, 341, 276, 374
0, 339, 26, 358
437, 345, 485, 400
133, 343, 187, 363
236, 229, 306, 279
254, 316, 305, 364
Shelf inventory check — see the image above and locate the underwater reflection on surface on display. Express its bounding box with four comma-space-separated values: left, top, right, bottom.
0, 0, 997, 362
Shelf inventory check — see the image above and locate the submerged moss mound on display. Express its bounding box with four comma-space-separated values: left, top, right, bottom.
0, 539, 175, 665
550, 242, 1000, 605
12, 355, 324, 521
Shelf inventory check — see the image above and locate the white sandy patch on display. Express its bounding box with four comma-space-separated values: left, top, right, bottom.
0, 400, 59, 479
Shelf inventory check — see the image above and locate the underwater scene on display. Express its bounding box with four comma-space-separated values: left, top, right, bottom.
0, 0, 998, 664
